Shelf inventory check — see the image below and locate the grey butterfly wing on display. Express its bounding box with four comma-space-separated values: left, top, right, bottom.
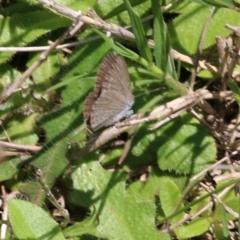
84, 53, 127, 124
90, 54, 134, 131
90, 88, 134, 131
83, 55, 113, 124
101, 54, 133, 98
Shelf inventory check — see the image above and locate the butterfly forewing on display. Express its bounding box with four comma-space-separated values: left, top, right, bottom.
84, 53, 134, 131
83, 53, 116, 123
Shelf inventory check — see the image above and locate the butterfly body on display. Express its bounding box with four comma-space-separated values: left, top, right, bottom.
84, 53, 134, 132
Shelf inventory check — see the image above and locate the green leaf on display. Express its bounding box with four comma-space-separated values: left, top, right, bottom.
8, 199, 65, 239
174, 217, 211, 238
156, 114, 216, 174
158, 177, 184, 223
228, 80, 240, 107
221, 205, 231, 239
63, 207, 98, 237
124, 0, 152, 65
151, 0, 170, 72
125, 166, 193, 227
168, 2, 240, 56
70, 161, 170, 239
0, 159, 21, 182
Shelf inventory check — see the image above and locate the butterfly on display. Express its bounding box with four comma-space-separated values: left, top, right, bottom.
84, 53, 134, 132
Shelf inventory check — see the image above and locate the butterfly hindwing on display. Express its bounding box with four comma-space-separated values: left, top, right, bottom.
90, 89, 133, 131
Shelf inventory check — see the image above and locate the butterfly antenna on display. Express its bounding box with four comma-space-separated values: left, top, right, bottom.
134, 87, 165, 99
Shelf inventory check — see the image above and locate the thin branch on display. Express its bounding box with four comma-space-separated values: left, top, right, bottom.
0, 141, 42, 153
0, 141, 42, 154
37, 0, 219, 76
38, 0, 136, 41
70, 90, 232, 159
0, 36, 99, 52
118, 125, 137, 165
170, 49, 218, 74
189, 6, 216, 89
0, 185, 8, 240
36, 168, 69, 228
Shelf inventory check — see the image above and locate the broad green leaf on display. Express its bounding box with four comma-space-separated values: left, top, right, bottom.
70, 161, 170, 239
156, 114, 216, 174
168, 2, 240, 56
174, 217, 211, 238
158, 177, 184, 223
63, 207, 98, 237
125, 166, 191, 206
8, 199, 65, 240
0, 159, 22, 182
